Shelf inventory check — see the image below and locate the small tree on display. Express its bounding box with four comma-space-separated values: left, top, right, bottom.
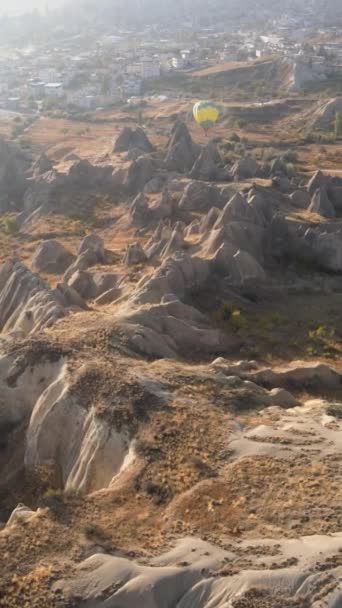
334, 112, 342, 139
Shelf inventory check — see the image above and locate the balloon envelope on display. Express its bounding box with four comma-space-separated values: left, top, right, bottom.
193, 101, 220, 129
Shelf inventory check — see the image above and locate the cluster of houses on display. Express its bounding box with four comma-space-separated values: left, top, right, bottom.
1, 17, 342, 114
0, 33, 201, 114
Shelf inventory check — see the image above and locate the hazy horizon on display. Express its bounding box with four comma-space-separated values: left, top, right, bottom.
1, 0, 68, 14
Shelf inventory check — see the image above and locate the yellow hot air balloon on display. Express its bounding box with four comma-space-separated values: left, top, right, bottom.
193, 100, 220, 133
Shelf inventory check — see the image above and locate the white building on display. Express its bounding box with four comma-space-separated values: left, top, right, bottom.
171, 56, 185, 70
122, 77, 142, 96
45, 82, 64, 99
126, 60, 160, 80
0, 81, 8, 95
7, 97, 20, 111
126, 63, 141, 76
141, 59, 160, 79
29, 79, 45, 100
39, 68, 58, 83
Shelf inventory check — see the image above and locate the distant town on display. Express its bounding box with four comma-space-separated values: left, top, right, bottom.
1, 3, 342, 116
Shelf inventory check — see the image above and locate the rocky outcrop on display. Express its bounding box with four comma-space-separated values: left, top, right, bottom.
144, 174, 169, 194
68, 159, 114, 189
67, 268, 121, 300
231, 156, 259, 180
125, 155, 157, 196
247, 189, 276, 223
114, 253, 238, 358
63, 250, 100, 283
92, 272, 122, 296
264, 214, 291, 261
272, 174, 292, 193
307, 170, 327, 196
31, 152, 53, 176
302, 227, 342, 272
131, 253, 210, 306
165, 121, 199, 172
213, 192, 264, 227
250, 361, 341, 389
210, 357, 342, 390
32, 240, 75, 274
308, 187, 335, 218
130, 190, 176, 227
23, 170, 65, 214
120, 296, 235, 359
199, 192, 266, 263
229, 249, 266, 283
67, 270, 96, 300
0, 137, 28, 211
23, 161, 115, 220
59, 533, 342, 607
63, 234, 108, 283
290, 189, 311, 208
185, 220, 200, 238
129, 192, 150, 226
328, 181, 342, 211
199, 207, 221, 234
149, 190, 174, 220
113, 126, 153, 154
144, 220, 173, 259
26, 393, 130, 493
160, 228, 185, 259
95, 287, 122, 305
189, 142, 223, 181
270, 156, 287, 176
310, 96, 342, 130
123, 242, 147, 266
78, 234, 105, 263
179, 181, 227, 212
0, 259, 84, 336
0, 351, 133, 494
203, 220, 265, 265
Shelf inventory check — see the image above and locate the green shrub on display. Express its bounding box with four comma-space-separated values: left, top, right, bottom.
303, 131, 336, 144
282, 149, 298, 163
263, 148, 278, 161
334, 111, 342, 138
326, 403, 342, 419
286, 163, 296, 178
234, 142, 246, 156
19, 136, 32, 148
221, 141, 234, 152
83, 523, 109, 540
230, 309, 248, 331
43, 488, 63, 499
11, 125, 22, 138
236, 118, 247, 128
3, 216, 19, 235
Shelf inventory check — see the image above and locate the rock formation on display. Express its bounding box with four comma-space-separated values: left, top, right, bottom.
231, 156, 259, 180
1, 121, 342, 608
0, 259, 84, 336
308, 186, 335, 218
165, 121, 199, 172
189, 142, 223, 181
0, 137, 29, 211
31, 152, 53, 176
113, 126, 154, 153
123, 242, 147, 265
32, 240, 75, 274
